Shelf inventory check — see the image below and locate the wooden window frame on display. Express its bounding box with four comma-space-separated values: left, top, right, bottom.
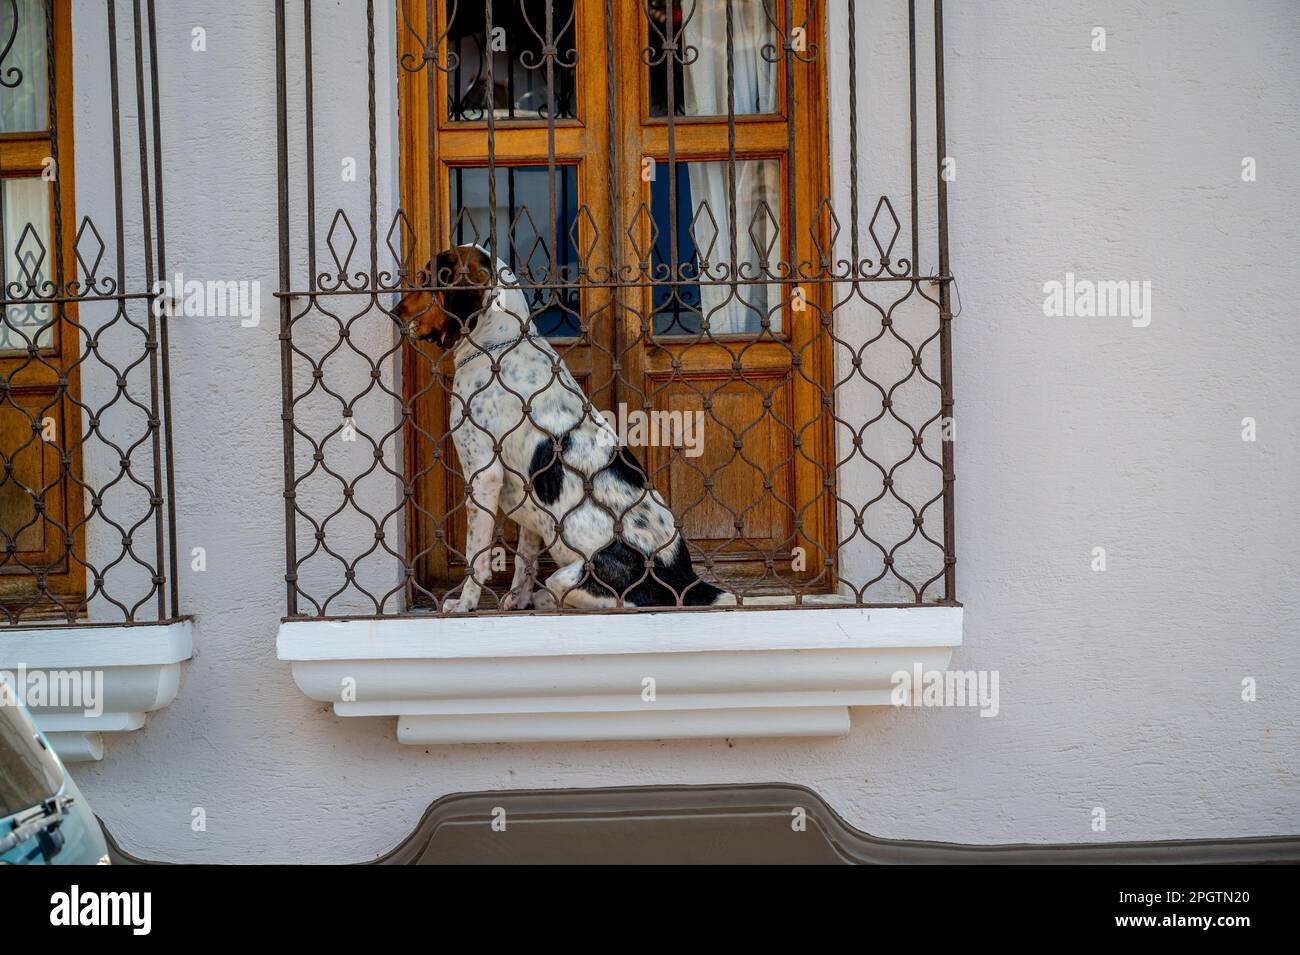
0, 0, 86, 615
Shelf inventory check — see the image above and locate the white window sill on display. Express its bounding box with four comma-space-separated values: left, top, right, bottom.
0, 622, 193, 762
276, 606, 962, 745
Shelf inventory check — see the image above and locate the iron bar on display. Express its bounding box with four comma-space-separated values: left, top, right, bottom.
147, 0, 180, 618
933, 0, 955, 602
275, 0, 298, 616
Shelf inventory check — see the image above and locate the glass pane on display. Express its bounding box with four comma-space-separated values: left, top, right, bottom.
0, 0, 49, 133
447, 0, 577, 122
448, 165, 581, 338
1, 177, 54, 351
650, 157, 781, 336
647, 0, 777, 118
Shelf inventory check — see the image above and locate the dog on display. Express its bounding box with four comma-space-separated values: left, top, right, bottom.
394, 245, 731, 613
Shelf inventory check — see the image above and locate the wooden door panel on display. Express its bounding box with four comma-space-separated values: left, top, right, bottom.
0, 395, 51, 556
0, 388, 74, 595
646, 370, 793, 556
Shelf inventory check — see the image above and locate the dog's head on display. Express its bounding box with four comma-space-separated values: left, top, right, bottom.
393, 245, 493, 349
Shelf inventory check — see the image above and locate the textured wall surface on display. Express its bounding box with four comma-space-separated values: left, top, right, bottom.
66, 0, 1300, 863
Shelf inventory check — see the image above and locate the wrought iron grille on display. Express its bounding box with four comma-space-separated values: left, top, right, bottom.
275, 0, 956, 618
0, 0, 180, 626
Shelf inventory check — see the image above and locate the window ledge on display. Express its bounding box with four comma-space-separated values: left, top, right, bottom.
276, 607, 962, 745
0, 622, 193, 762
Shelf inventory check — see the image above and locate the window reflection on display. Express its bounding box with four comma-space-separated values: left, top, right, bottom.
447, 0, 578, 122
449, 165, 582, 338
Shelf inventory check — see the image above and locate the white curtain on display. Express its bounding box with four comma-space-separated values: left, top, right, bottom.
682, 0, 779, 334
2, 178, 52, 351
0, 0, 49, 134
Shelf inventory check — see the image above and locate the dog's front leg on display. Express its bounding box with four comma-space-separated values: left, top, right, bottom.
443, 461, 503, 613
500, 526, 542, 611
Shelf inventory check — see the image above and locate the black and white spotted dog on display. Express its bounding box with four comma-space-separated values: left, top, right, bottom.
395, 245, 731, 613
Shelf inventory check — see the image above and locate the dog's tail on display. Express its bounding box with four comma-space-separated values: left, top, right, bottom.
590, 537, 734, 607
679, 576, 731, 606
656, 539, 733, 607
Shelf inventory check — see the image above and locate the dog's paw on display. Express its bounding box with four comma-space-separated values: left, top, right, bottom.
500, 589, 533, 611
530, 587, 558, 612
441, 594, 478, 614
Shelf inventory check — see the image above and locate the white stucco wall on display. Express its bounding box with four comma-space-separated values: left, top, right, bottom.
64, 0, 1299, 862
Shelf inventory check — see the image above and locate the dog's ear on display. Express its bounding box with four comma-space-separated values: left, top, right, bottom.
393, 260, 438, 339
